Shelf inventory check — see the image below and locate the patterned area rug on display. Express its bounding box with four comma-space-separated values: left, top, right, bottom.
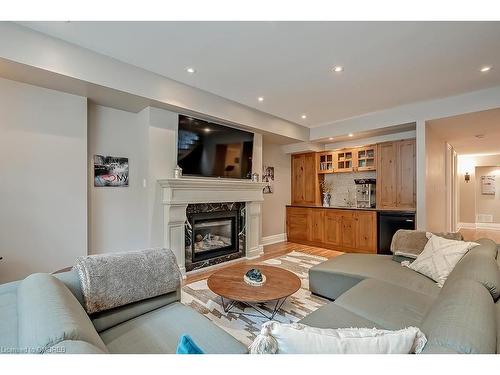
181, 251, 329, 347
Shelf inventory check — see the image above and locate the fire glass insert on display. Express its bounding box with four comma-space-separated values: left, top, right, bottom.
191, 211, 238, 262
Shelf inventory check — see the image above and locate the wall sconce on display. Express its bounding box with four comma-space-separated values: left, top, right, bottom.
465, 172, 470, 183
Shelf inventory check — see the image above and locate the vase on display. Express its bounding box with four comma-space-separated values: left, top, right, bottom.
322, 192, 331, 207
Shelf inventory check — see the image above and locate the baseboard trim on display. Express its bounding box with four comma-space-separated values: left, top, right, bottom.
457, 222, 477, 230
457, 222, 500, 230
476, 223, 500, 230
261, 233, 287, 246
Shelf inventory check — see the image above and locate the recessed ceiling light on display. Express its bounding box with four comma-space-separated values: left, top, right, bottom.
329, 137, 334, 141
333, 66, 344, 73
301, 114, 307, 119
204, 128, 211, 132
186, 67, 196, 74
480, 66, 492, 73
258, 97, 264, 102
348, 133, 354, 137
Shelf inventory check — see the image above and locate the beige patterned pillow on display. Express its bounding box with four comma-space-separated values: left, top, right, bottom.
404, 232, 479, 287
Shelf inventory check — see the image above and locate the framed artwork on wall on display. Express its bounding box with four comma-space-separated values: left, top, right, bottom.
263, 165, 274, 194
94, 155, 129, 187
481, 175, 495, 195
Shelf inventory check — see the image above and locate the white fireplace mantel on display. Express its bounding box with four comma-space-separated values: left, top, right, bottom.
158, 178, 267, 275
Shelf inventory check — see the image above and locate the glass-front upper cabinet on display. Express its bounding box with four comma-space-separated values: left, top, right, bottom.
317, 151, 334, 173
335, 150, 354, 172
355, 145, 376, 171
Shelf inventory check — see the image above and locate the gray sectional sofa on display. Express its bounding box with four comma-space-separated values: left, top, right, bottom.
303, 236, 500, 354
0, 270, 247, 354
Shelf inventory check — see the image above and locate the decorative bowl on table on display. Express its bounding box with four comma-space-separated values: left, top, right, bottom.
243, 268, 266, 287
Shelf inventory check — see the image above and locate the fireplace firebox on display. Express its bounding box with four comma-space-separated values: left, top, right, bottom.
191, 211, 238, 262
185, 202, 246, 272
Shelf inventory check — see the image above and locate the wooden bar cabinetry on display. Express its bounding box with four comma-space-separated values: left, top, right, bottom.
286, 206, 377, 253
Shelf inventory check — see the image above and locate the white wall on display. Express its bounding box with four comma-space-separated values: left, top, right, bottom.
262, 141, 291, 240
88, 104, 150, 254
0, 77, 87, 283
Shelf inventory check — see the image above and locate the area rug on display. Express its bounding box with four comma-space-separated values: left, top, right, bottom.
181, 251, 329, 347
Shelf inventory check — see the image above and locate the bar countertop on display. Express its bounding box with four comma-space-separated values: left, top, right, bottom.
286, 204, 416, 213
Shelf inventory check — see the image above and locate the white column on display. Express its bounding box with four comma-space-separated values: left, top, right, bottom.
416, 120, 426, 230
246, 201, 264, 259
163, 203, 188, 277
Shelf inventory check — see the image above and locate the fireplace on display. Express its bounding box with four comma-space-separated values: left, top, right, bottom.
185, 202, 246, 272
191, 211, 238, 262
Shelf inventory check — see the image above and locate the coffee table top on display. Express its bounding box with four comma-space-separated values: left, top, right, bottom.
207, 264, 301, 303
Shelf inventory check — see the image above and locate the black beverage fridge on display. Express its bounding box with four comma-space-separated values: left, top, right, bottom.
377, 211, 416, 255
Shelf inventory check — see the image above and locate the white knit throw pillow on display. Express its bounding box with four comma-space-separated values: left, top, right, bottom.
249, 321, 427, 354
404, 232, 479, 287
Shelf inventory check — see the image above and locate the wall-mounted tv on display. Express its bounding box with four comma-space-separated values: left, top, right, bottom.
177, 115, 254, 179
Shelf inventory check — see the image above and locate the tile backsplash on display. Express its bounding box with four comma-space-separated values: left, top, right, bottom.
324, 171, 376, 206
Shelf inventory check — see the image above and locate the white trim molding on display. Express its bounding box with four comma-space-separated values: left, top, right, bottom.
457, 222, 500, 230
158, 178, 266, 275
457, 222, 477, 230
261, 233, 288, 246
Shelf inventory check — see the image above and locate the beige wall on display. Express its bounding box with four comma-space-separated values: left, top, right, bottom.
475, 166, 500, 223
0, 77, 87, 283
458, 154, 500, 225
425, 125, 447, 232
262, 141, 291, 238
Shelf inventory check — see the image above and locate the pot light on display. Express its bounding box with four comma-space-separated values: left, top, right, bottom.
329, 137, 334, 141
480, 66, 492, 72
348, 133, 354, 137
333, 66, 344, 73
186, 67, 196, 74
204, 128, 211, 132
301, 114, 307, 119
258, 97, 264, 102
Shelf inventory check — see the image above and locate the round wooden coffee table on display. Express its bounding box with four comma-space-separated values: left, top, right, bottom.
207, 264, 301, 320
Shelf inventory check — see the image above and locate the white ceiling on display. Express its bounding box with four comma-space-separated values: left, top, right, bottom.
427, 107, 500, 155
18, 21, 500, 128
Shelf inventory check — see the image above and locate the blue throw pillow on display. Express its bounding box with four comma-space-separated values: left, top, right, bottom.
176, 334, 204, 354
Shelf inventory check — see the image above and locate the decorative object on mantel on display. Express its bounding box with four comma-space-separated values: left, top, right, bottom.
94, 155, 129, 187
481, 175, 495, 195
251, 173, 260, 182
244, 268, 266, 286
320, 179, 334, 207
173, 165, 183, 179
262, 166, 274, 194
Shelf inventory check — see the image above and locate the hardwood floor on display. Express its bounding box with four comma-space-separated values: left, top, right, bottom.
459, 228, 500, 243
184, 241, 342, 285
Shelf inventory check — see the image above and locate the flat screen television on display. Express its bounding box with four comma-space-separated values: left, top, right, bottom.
177, 115, 254, 179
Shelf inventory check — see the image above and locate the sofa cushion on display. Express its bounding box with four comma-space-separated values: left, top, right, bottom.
91, 290, 180, 332
334, 279, 435, 330
75, 248, 181, 314
390, 229, 463, 257
17, 273, 108, 353
421, 278, 496, 354
299, 302, 383, 329
100, 302, 247, 354
446, 238, 500, 300
53, 269, 85, 307
405, 233, 479, 287
0, 280, 20, 351
309, 254, 439, 300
